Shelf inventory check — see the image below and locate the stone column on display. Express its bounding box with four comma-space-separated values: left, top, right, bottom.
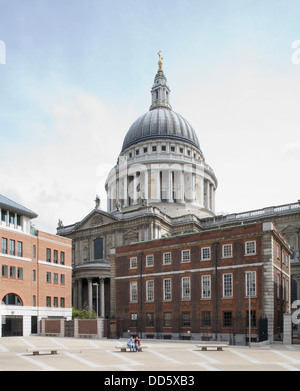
156, 169, 160, 201
97, 317, 104, 338
212, 186, 215, 212
60, 319, 65, 337
88, 278, 93, 314
133, 174, 137, 204
283, 313, 292, 345
150, 221, 154, 240
180, 170, 184, 202
110, 250, 116, 318
184, 170, 193, 203
100, 278, 105, 318
142, 168, 148, 202
78, 278, 82, 310
41, 319, 46, 336
168, 170, 172, 202
200, 177, 204, 208
73, 280, 78, 309
262, 234, 275, 343
205, 180, 209, 209
74, 318, 79, 338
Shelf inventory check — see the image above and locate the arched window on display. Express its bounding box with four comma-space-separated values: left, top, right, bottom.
2, 293, 23, 306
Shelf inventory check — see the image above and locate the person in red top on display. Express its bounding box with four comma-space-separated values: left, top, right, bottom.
134, 336, 141, 352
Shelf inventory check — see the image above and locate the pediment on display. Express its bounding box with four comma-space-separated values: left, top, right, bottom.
75, 210, 118, 231
124, 229, 139, 245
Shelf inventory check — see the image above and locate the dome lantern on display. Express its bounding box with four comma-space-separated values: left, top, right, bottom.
149, 51, 172, 111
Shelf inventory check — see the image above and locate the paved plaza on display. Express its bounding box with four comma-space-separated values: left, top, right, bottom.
0, 336, 299, 372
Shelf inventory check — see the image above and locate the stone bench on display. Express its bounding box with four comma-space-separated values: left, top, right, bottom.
196, 343, 228, 351
115, 344, 146, 352
27, 347, 60, 355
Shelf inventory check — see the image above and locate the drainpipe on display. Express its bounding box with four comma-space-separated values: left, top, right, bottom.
37, 231, 40, 335
214, 242, 219, 340
280, 245, 283, 337
139, 252, 144, 338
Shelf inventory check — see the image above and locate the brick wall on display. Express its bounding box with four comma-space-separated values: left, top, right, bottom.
45, 320, 61, 334
113, 222, 291, 343
78, 319, 97, 335
0, 227, 72, 315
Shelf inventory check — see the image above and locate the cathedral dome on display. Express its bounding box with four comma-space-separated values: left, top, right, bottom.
121, 51, 201, 154
106, 52, 217, 220
121, 108, 201, 153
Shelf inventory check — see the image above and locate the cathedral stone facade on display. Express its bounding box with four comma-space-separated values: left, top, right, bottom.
57, 54, 300, 342
57, 54, 218, 318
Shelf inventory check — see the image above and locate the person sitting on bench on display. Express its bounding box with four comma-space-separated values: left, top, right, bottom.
134, 336, 141, 352
127, 336, 135, 352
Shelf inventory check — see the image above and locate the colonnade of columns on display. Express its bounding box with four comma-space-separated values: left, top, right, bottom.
107, 168, 216, 213
73, 277, 106, 318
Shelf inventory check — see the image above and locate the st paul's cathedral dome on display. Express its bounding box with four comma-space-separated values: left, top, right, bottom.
105, 52, 217, 219
121, 108, 201, 153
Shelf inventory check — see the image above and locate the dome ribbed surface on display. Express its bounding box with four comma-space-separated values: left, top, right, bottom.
121, 108, 201, 152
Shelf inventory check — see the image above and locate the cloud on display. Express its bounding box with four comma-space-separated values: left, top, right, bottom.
282, 142, 300, 161
2, 63, 300, 233
1, 89, 132, 233
171, 64, 300, 213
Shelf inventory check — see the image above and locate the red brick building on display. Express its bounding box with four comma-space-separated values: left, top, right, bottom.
112, 221, 291, 344
0, 195, 72, 337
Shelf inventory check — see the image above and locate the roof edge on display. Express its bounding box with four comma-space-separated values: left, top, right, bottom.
0, 194, 38, 219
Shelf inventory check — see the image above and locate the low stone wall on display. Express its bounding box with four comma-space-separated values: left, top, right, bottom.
41, 319, 64, 337
41, 318, 104, 338
75, 318, 103, 339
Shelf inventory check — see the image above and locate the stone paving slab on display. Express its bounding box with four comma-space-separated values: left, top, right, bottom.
0, 337, 299, 373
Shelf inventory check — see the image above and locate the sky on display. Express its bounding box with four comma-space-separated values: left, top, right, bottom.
1, 0, 300, 233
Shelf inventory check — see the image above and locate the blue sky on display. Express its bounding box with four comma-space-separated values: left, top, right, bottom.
1, 0, 300, 232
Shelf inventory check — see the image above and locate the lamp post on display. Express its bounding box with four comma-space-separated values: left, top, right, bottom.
248, 286, 251, 348
93, 282, 99, 318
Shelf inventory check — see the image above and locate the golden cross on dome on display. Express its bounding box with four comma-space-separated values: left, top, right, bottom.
158, 51, 163, 71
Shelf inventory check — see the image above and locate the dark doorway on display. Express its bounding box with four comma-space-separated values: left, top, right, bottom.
259, 317, 268, 342
2, 316, 23, 336
31, 316, 38, 334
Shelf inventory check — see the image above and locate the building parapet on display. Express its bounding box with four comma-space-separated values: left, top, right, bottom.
203, 201, 300, 227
